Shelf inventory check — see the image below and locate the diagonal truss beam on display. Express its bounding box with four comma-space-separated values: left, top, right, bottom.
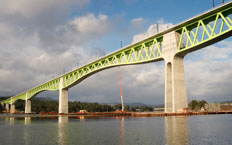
177, 6, 232, 53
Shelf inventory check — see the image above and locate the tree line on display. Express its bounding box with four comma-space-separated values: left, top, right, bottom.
0, 97, 9, 113
0, 97, 209, 113
114, 104, 153, 112
1, 97, 209, 113
188, 100, 207, 111
0, 97, 153, 113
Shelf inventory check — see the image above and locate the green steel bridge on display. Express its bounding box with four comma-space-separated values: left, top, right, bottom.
1, 1, 232, 113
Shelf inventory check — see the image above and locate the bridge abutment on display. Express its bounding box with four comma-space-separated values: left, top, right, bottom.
59, 77, 69, 114
162, 31, 188, 113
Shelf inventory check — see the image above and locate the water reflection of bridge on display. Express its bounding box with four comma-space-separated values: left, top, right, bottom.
165, 116, 189, 145
57, 116, 189, 145
2, 116, 190, 145
3, 116, 190, 145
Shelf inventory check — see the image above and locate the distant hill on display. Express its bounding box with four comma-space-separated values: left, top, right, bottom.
104, 102, 146, 106
102, 102, 163, 107
125, 103, 147, 106
0, 96, 11, 101
0, 96, 164, 108
219, 101, 232, 103
33, 97, 57, 102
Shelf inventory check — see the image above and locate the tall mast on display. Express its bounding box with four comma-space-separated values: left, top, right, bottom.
118, 67, 124, 111
119, 41, 124, 111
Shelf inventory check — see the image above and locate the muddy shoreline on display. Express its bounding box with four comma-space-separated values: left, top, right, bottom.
1, 111, 232, 118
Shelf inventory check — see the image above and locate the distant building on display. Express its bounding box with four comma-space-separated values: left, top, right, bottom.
200, 107, 206, 112
177, 108, 189, 113
205, 103, 232, 112
79, 110, 88, 113
154, 107, 164, 112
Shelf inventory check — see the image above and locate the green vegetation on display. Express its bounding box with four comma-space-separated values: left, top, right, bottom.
124, 105, 153, 112
69, 102, 114, 113
31, 98, 58, 113
188, 100, 207, 110
0, 105, 3, 113
0, 97, 154, 113
0, 97, 9, 113
113, 104, 153, 112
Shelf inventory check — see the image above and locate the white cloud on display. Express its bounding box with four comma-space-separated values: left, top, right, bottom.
0, 1, 112, 96
185, 41, 232, 102
0, 0, 90, 18
69, 63, 165, 104
132, 19, 173, 43
72, 13, 112, 36
131, 17, 144, 28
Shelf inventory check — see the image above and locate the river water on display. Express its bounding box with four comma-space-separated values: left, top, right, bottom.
0, 114, 231, 145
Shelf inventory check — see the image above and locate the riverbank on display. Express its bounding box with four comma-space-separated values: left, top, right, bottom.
1, 111, 232, 118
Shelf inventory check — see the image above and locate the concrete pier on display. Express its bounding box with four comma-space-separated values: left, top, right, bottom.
59, 77, 69, 114
165, 116, 189, 145
10, 104, 15, 114
25, 117, 31, 125
172, 56, 188, 112
162, 31, 188, 113
58, 116, 69, 123
5, 104, 9, 113
10, 117, 15, 125
25, 100, 31, 114
25, 93, 31, 114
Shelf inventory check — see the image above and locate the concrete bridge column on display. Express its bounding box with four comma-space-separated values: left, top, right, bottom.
25, 117, 31, 125
162, 31, 188, 113
5, 104, 9, 113
10, 97, 16, 114
165, 62, 173, 113
59, 77, 69, 114
172, 56, 188, 112
10, 104, 15, 114
25, 93, 31, 114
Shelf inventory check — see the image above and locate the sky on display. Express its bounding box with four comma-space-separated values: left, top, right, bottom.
0, 0, 232, 105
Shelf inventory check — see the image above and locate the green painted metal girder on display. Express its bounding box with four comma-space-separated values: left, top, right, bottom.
1, 1, 232, 105
177, 6, 232, 53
